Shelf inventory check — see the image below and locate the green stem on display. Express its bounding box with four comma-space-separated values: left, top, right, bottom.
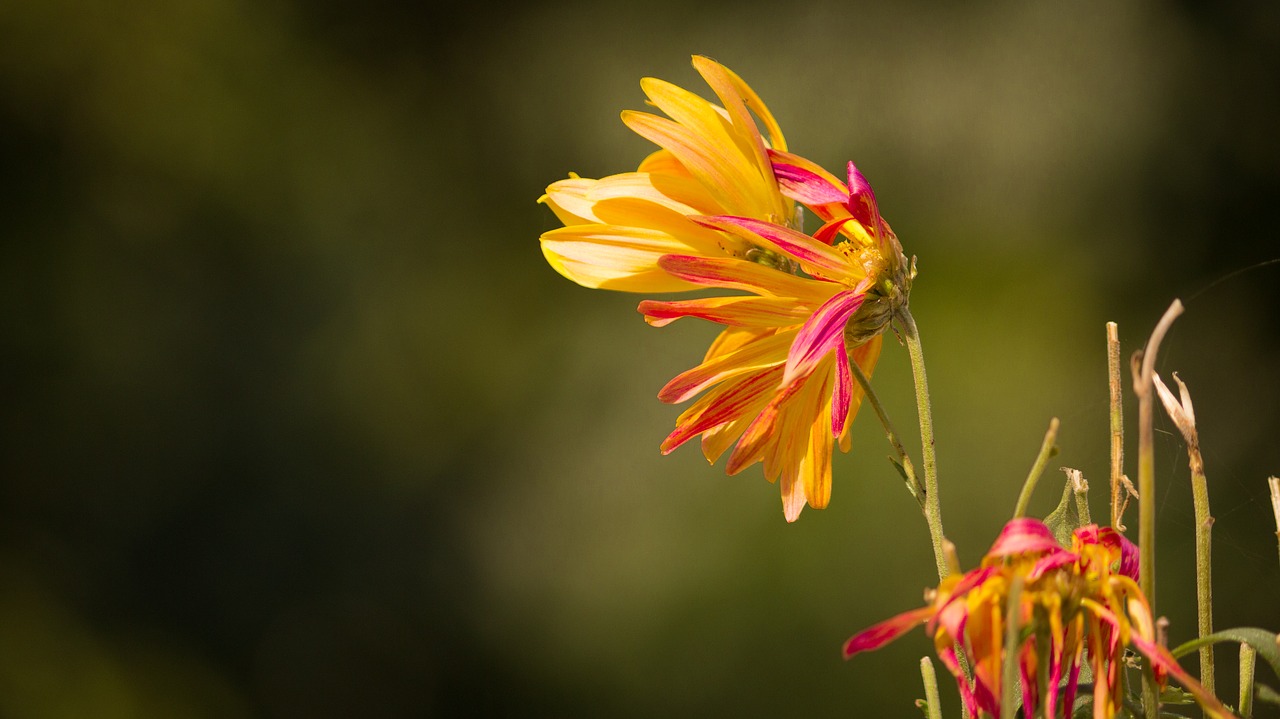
896, 308, 948, 581
1240, 644, 1256, 719
1000, 576, 1025, 719
1134, 300, 1184, 719
1107, 321, 1127, 530
1012, 418, 1060, 519
847, 352, 925, 508
1190, 458, 1215, 699
919, 657, 943, 719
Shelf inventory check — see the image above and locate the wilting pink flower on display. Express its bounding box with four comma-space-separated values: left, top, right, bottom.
843, 519, 1232, 718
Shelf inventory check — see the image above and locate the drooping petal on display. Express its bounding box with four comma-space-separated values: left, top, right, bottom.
657, 330, 792, 404
842, 606, 936, 658
784, 289, 867, 386
780, 461, 807, 522
797, 363, 835, 508
1128, 634, 1235, 719
987, 518, 1062, 558
725, 373, 806, 476
832, 341, 852, 438
839, 335, 882, 452
660, 365, 783, 454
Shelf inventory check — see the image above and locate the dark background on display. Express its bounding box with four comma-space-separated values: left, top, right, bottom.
1, 1, 1278, 716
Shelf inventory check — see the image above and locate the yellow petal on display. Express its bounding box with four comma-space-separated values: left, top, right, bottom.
622, 110, 768, 218
540, 224, 707, 292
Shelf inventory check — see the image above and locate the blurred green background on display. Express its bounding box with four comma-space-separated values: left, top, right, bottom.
1, 1, 1278, 716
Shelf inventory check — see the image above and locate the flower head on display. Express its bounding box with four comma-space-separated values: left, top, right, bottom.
843, 519, 1232, 718
539, 57, 909, 520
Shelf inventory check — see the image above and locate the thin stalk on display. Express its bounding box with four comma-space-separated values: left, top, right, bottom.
1013, 418, 1060, 518
895, 308, 948, 581
1001, 576, 1025, 719
919, 657, 943, 719
1269, 476, 1280, 570
1132, 299, 1184, 718
1107, 322, 1128, 530
1154, 373, 1215, 697
848, 352, 925, 508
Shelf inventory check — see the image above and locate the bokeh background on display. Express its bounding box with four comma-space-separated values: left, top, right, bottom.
2, 1, 1278, 716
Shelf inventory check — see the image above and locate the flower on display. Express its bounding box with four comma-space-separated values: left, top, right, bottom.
842, 518, 1232, 719
539, 57, 909, 520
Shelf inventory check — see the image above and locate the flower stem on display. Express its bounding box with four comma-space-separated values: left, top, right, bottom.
1107, 322, 1128, 530
847, 352, 925, 509
1012, 418, 1060, 519
1132, 299, 1184, 719
919, 657, 943, 719
896, 308, 949, 580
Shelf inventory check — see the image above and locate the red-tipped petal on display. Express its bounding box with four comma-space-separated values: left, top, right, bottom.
692, 215, 857, 279
832, 341, 852, 438
842, 606, 935, 659
988, 518, 1062, 558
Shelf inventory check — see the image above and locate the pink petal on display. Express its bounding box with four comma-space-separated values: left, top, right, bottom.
771, 160, 849, 206
832, 341, 852, 438
783, 289, 867, 386
842, 606, 935, 658
846, 161, 880, 230
1100, 527, 1139, 580
987, 518, 1062, 558
1128, 635, 1235, 719
1027, 549, 1078, 581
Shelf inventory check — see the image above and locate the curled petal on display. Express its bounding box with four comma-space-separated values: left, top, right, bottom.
846, 161, 880, 230
987, 518, 1062, 558
842, 606, 935, 659
658, 331, 792, 404
1099, 526, 1139, 580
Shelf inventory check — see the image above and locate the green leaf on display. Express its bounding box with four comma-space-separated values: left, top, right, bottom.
1159, 685, 1195, 705
1256, 682, 1280, 706
1044, 471, 1089, 547
1170, 628, 1280, 680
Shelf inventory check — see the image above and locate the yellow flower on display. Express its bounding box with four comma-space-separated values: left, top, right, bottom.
539, 57, 907, 520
